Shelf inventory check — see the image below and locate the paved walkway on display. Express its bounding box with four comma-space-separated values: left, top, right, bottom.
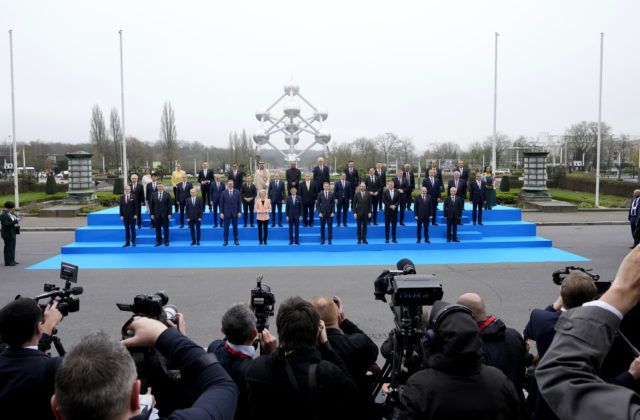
19, 209, 629, 231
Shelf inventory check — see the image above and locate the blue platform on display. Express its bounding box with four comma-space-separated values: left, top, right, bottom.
28, 204, 588, 269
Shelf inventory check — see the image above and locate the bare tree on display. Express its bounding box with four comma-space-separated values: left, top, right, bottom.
565, 121, 611, 170
109, 108, 122, 168
352, 137, 378, 170
398, 137, 416, 167
374, 133, 400, 168
483, 133, 512, 168
160, 101, 178, 171
90, 105, 108, 161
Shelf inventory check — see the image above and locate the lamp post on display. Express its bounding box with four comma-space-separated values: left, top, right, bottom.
119, 30, 128, 186
492, 32, 499, 172
8, 30, 19, 207
595, 33, 604, 207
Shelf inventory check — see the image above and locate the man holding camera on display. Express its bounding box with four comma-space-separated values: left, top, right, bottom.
51, 318, 238, 420
207, 303, 277, 420
245, 296, 357, 420
0, 298, 63, 420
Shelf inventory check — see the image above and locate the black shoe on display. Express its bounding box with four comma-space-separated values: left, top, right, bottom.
337, 224, 341, 227
279, 224, 283, 227
432, 223, 438, 226
243, 224, 247, 228
295, 241, 300, 245
363, 240, 368, 244
358, 240, 361, 244
132, 242, 136, 247
479, 222, 483, 225
197, 241, 200, 245
416, 239, 420, 243
309, 224, 313, 227
155, 243, 161, 247
272, 224, 276, 228
223, 242, 228, 246
123, 243, 130, 247
400, 223, 406, 226
392, 239, 398, 243
425, 239, 431, 243
191, 241, 196, 246
234, 241, 240, 246
180, 225, 184, 228
473, 222, 476, 225
289, 241, 293, 245
344, 224, 348, 227
5, 263, 16, 266
137, 225, 142, 229
328, 240, 332, 245
213, 224, 218, 228
251, 224, 255, 227
453, 239, 460, 242
458, 222, 463, 226
447, 239, 451, 242
303, 223, 308, 227
385, 239, 389, 243
321, 241, 325, 245
165, 242, 169, 246
264, 241, 267, 245
374, 223, 379, 226
259, 241, 263, 245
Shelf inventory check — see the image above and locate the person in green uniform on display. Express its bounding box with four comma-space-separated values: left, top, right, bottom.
1, 201, 21, 266
483, 166, 497, 210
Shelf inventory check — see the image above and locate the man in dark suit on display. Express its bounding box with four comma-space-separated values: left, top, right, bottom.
286, 187, 302, 245
317, 182, 335, 245
150, 182, 172, 246
469, 172, 486, 225
129, 174, 144, 229
0, 298, 63, 420
392, 170, 408, 226
285, 161, 301, 195
524, 271, 598, 420
185, 188, 204, 246
426, 160, 444, 192
403, 164, 415, 211
447, 171, 467, 225
334, 173, 351, 227
457, 160, 469, 183
443, 187, 463, 242
228, 162, 244, 190
240, 175, 257, 227
220, 180, 242, 246
175, 173, 193, 228
119, 185, 137, 247
268, 172, 286, 227
145, 172, 159, 228
313, 157, 330, 189
353, 183, 371, 244
197, 161, 214, 211
414, 186, 432, 243
300, 173, 317, 227
383, 180, 400, 243
344, 160, 359, 210
423, 168, 442, 226
209, 174, 225, 227
365, 168, 381, 226
629, 189, 640, 248
375, 162, 386, 211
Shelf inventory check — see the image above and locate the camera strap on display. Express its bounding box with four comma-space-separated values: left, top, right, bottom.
284, 357, 319, 420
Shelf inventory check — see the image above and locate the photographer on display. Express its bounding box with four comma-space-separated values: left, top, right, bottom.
207, 303, 277, 420
0, 297, 63, 420
51, 317, 238, 420
536, 246, 640, 420
245, 296, 357, 420
312, 296, 379, 413
399, 300, 520, 420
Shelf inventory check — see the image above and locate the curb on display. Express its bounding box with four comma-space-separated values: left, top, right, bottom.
533, 221, 627, 227
21, 227, 79, 232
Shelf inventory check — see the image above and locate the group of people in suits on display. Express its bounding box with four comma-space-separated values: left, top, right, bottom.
118, 159, 494, 247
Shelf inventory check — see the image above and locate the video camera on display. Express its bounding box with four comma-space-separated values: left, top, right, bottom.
374, 259, 443, 306
33, 262, 82, 317
552, 266, 611, 296
251, 275, 275, 332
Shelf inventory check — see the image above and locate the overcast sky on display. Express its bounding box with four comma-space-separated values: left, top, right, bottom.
1, 0, 639, 151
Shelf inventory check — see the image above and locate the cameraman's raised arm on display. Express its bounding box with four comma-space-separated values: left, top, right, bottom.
38, 301, 63, 352
124, 317, 238, 420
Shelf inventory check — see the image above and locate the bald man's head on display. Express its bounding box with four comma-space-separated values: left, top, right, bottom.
311, 296, 338, 326
456, 293, 487, 323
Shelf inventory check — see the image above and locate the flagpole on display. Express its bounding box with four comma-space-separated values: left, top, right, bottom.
492, 32, 499, 171
119, 30, 128, 186
595, 32, 604, 207
8, 30, 19, 208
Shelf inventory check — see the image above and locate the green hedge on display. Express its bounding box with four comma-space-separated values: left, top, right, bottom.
497, 191, 518, 205
554, 176, 635, 198
0, 180, 69, 195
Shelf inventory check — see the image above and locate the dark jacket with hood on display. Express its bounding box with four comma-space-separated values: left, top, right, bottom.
400, 301, 520, 420
477, 316, 527, 402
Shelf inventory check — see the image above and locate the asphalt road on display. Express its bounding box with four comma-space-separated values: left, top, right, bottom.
0, 224, 631, 357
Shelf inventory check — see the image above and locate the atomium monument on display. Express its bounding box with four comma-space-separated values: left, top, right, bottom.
253, 80, 330, 162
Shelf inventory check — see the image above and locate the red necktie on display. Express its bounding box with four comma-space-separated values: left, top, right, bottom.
126, 195, 129, 204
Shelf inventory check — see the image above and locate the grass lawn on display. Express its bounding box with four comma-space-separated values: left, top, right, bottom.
0, 191, 67, 207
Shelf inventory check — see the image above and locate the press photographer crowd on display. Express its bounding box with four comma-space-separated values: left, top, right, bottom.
4, 251, 640, 420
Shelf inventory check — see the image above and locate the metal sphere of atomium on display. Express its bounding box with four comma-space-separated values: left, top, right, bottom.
253, 128, 269, 146
283, 100, 300, 118
315, 128, 331, 145
285, 134, 300, 146
314, 107, 328, 122
284, 80, 300, 96
255, 108, 270, 122
285, 122, 300, 134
